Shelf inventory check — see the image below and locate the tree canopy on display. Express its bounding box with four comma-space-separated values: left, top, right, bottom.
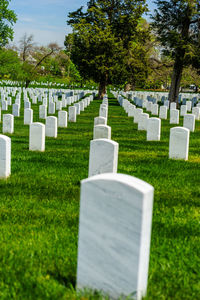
151, 0, 200, 102
0, 0, 17, 47
65, 0, 149, 97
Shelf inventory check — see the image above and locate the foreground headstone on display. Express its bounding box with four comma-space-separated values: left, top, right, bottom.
77, 173, 154, 300
183, 114, 195, 132
29, 123, 45, 151
45, 116, 57, 138
58, 111, 68, 128
0, 135, 11, 178
89, 139, 118, 177
147, 118, 161, 141
24, 108, 33, 125
3, 114, 14, 134
169, 127, 190, 160
93, 125, 111, 140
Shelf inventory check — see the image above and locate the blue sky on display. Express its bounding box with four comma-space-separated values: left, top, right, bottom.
9, 0, 156, 47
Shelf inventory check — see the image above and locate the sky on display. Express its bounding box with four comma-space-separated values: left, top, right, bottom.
9, 0, 157, 48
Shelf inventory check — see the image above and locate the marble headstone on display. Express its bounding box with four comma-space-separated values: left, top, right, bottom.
3, 114, 14, 134
58, 111, 68, 128
29, 122, 45, 151
169, 127, 190, 160
89, 139, 118, 177
69, 106, 77, 122
77, 173, 154, 300
147, 118, 161, 141
93, 125, 111, 140
24, 108, 33, 125
183, 114, 195, 132
45, 116, 57, 138
0, 135, 11, 178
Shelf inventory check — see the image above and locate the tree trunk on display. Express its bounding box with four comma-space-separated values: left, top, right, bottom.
168, 55, 184, 104
25, 79, 31, 88
98, 80, 107, 99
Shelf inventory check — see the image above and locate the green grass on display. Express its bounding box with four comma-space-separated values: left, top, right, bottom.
0, 91, 199, 299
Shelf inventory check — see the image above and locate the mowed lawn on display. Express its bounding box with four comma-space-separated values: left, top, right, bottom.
0, 91, 199, 299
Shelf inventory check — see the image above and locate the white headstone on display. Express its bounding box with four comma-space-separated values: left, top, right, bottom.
3, 114, 14, 134
45, 116, 57, 138
48, 102, 55, 115
146, 102, 152, 112
186, 101, 192, 112
192, 107, 200, 120
24, 108, 33, 125
39, 105, 47, 119
138, 113, 149, 131
169, 127, 190, 160
93, 125, 111, 140
24, 101, 31, 109
159, 106, 167, 120
147, 117, 161, 141
151, 104, 158, 116
180, 105, 187, 116
74, 103, 80, 115
2, 101, 8, 111
56, 101, 62, 111
183, 114, 195, 132
12, 103, 20, 117
170, 102, 176, 110
58, 111, 68, 128
0, 135, 11, 178
164, 100, 169, 109
89, 139, 118, 177
29, 122, 45, 151
69, 106, 77, 122
94, 116, 107, 126
77, 173, 154, 300
99, 106, 108, 119
134, 108, 143, 124
170, 109, 179, 124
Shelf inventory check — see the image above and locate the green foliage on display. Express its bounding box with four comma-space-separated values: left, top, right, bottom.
151, 0, 200, 102
65, 0, 149, 94
0, 0, 17, 47
0, 48, 21, 79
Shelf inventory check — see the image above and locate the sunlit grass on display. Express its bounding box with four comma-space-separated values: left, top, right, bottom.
0, 91, 199, 299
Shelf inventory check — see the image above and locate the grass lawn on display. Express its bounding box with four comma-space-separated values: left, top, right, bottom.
0, 91, 199, 299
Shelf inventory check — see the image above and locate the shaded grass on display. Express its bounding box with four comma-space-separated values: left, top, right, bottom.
0, 92, 199, 299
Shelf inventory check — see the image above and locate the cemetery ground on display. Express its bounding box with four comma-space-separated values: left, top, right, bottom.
0, 92, 199, 299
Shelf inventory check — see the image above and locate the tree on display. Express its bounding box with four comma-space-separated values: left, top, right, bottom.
0, 0, 17, 47
65, 0, 148, 98
151, 0, 200, 103
19, 33, 35, 62
18, 34, 61, 87
0, 48, 21, 79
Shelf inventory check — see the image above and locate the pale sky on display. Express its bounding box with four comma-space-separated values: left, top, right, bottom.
9, 0, 156, 48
